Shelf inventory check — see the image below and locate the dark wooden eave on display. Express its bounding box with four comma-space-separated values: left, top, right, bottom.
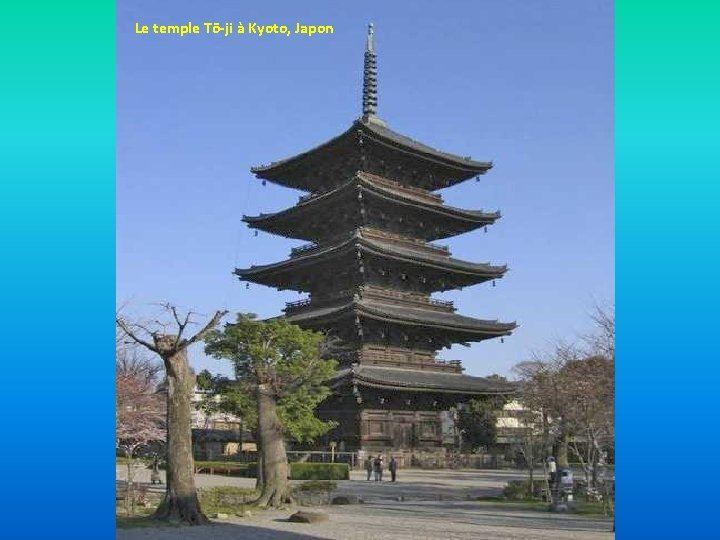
284, 298, 516, 341
250, 118, 492, 192
332, 365, 518, 395
235, 231, 507, 292
243, 172, 500, 241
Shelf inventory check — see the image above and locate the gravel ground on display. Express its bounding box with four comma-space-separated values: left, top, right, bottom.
117, 503, 614, 540
117, 467, 615, 540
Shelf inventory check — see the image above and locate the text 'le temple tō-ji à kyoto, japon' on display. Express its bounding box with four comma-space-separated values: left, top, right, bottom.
236, 24, 517, 460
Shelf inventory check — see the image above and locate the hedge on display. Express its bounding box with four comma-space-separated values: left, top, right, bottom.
193, 461, 255, 477
289, 463, 350, 480
191, 461, 349, 480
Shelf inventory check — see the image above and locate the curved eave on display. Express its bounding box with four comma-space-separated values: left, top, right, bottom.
332, 367, 519, 395
235, 234, 507, 284
356, 119, 492, 174
250, 125, 352, 177
250, 119, 492, 190
357, 301, 517, 336
285, 300, 517, 338
242, 175, 499, 239
242, 176, 501, 240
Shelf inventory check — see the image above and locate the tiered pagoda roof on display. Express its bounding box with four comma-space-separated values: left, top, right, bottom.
284, 298, 514, 343
243, 172, 500, 242
238, 24, 516, 396
250, 116, 493, 193
332, 365, 517, 395
235, 228, 507, 293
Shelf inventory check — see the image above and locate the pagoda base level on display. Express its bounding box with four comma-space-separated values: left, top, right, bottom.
315, 389, 489, 457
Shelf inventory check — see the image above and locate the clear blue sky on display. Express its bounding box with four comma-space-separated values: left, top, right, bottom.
117, 0, 614, 378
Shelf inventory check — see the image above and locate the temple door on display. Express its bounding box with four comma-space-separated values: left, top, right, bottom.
393, 422, 413, 449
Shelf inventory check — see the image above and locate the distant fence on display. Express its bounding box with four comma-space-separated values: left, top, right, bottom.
207, 450, 359, 468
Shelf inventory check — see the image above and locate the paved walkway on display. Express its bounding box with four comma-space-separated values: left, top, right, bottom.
118, 466, 530, 499
117, 467, 615, 540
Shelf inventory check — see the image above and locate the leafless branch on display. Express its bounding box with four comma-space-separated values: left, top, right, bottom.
183, 310, 228, 348
116, 317, 159, 354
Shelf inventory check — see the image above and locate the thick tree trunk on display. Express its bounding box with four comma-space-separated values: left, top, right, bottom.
255, 383, 291, 508
153, 349, 209, 524
555, 427, 570, 468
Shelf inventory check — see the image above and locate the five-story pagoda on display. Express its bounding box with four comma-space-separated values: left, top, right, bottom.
237, 25, 516, 456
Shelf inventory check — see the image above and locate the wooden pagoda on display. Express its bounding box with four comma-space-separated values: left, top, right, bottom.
237, 24, 517, 456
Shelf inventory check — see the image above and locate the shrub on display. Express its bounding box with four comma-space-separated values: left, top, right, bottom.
199, 486, 257, 513
293, 480, 338, 493
193, 461, 256, 477
502, 480, 543, 500
292, 480, 337, 506
290, 463, 350, 480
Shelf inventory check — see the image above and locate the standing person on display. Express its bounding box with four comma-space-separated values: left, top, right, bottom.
389, 456, 398, 482
365, 456, 373, 481
150, 455, 162, 485
373, 454, 384, 482
547, 456, 557, 486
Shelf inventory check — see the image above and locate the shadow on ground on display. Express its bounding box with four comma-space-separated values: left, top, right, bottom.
117, 522, 327, 540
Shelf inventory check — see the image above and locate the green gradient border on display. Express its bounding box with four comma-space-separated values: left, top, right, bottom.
617, 1, 720, 538
0, 1, 115, 538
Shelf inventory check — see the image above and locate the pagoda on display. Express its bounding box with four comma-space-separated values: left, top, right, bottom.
237, 24, 517, 456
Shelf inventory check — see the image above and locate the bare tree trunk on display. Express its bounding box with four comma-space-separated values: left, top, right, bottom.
126, 455, 134, 516
153, 349, 208, 524
255, 452, 264, 491
255, 383, 291, 508
529, 459, 534, 496
555, 427, 569, 468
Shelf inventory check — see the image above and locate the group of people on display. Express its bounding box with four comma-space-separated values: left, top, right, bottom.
365, 454, 398, 482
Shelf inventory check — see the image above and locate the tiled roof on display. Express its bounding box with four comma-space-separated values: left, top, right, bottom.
243, 173, 499, 229
284, 298, 516, 335
236, 231, 506, 278
250, 118, 492, 190
333, 365, 518, 394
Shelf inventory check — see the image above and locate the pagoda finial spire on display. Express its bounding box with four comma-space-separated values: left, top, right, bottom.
362, 23, 378, 119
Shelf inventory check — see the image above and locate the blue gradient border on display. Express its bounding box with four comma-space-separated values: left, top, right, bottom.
0, 1, 115, 539
617, 1, 720, 538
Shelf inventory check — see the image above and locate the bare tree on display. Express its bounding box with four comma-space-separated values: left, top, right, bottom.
584, 304, 615, 360
514, 331, 614, 498
116, 344, 165, 515
563, 356, 614, 487
117, 305, 227, 525
116, 344, 165, 457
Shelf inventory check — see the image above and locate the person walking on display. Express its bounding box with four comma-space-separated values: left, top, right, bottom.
365, 456, 373, 481
389, 456, 398, 482
373, 454, 384, 482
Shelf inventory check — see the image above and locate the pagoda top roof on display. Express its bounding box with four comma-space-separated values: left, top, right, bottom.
284, 298, 516, 337
251, 24, 492, 192
332, 365, 518, 395
250, 117, 492, 192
